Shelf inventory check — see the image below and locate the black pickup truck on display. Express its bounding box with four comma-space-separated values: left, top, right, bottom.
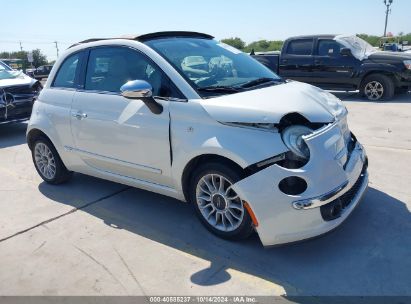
30, 65, 53, 80
252, 34, 411, 101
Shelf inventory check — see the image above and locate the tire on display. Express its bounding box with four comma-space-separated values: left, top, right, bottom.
360, 74, 394, 101
189, 162, 254, 240
32, 137, 72, 184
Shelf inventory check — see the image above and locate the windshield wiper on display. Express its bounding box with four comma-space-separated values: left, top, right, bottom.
197, 86, 241, 93
238, 77, 281, 89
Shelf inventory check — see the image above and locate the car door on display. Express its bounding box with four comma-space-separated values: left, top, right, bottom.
311, 39, 360, 89
70, 46, 176, 187
279, 38, 315, 83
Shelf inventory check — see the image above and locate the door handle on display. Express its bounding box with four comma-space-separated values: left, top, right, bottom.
72, 112, 88, 120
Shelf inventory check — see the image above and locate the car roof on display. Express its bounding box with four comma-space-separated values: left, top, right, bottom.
68, 31, 214, 48
285, 34, 337, 41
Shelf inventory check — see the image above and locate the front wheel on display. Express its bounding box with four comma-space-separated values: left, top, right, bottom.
360, 74, 394, 101
190, 162, 254, 240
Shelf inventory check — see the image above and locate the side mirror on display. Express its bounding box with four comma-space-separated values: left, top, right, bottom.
340, 48, 352, 56
120, 80, 163, 115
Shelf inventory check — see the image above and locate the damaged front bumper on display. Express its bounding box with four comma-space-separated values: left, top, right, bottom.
232, 120, 368, 246
0, 85, 38, 123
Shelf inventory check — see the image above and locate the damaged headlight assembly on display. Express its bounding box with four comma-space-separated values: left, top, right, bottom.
222, 121, 314, 162
281, 125, 313, 159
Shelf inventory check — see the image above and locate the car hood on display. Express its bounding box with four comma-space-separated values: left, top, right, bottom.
198, 81, 335, 124
368, 51, 411, 61
0, 72, 35, 88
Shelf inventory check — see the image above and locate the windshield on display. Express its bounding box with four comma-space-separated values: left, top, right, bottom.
145, 38, 281, 96
0, 61, 22, 80
334, 35, 377, 60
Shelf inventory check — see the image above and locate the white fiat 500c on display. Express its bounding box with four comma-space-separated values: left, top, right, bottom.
27, 32, 368, 246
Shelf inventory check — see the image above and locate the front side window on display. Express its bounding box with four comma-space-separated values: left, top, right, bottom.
52, 53, 80, 88
286, 39, 313, 55
318, 40, 344, 57
0, 61, 23, 80
145, 38, 281, 96
84, 47, 180, 98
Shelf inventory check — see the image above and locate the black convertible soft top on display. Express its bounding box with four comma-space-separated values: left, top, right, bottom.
68, 31, 214, 48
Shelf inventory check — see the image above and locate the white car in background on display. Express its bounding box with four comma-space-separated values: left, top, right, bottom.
27, 32, 368, 246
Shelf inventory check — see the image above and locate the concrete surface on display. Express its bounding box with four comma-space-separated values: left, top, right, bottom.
0, 92, 410, 297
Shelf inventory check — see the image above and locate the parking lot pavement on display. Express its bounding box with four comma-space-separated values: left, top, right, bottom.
0, 123, 126, 241
0, 92, 410, 296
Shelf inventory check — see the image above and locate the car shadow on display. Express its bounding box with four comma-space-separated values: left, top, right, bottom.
0, 122, 28, 148
38, 175, 411, 297
332, 90, 411, 103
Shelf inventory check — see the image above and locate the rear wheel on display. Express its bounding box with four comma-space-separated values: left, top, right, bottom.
189, 162, 254, 240
360, 74, 394, 101
32, 137, 72, 184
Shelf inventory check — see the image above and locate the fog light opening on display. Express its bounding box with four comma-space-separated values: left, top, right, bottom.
278, 176, 307, 195
331, 201, 343, 217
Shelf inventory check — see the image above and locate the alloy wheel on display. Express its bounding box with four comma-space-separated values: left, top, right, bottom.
196, 173, 245, 232
364, 81, 384, 100
34, 142, 56, 179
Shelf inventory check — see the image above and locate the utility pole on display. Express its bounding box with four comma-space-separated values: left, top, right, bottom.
19, 41, 23, 51
383, 0, 393, 37
54, 41, 59, 58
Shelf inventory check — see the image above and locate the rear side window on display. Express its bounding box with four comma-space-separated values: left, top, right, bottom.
286, 39, 313, 55
52, 53, 80, 88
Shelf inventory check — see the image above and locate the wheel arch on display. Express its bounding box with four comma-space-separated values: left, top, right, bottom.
360, 70, 397, 88
181, 153, 245, 202
27, 128, 52, 150
27, 126, 74, 173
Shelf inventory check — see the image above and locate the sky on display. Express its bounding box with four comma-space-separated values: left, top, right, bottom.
1, 0, 410, 61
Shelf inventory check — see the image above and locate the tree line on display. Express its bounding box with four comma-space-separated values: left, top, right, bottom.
221, 33, 411, 52
0, 49, 48, 69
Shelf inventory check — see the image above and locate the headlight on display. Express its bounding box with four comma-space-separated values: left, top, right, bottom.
404, 60, 411, 70
319, 91, 347, 119
281, 125, 313, 159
